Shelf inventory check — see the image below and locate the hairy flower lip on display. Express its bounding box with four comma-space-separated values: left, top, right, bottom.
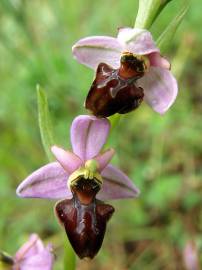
85, 62, 144, 117
54, 196, 115, 259
72, 27, 178, 114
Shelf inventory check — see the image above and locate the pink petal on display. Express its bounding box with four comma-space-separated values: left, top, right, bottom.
117, 27, 159, 55
149, 52, 171, 69
94, 148, 115, 172
71, 115, 111, 161
183, 240, 201, 270
15, 234, 44, 261
97, 164, 140, 200
138, 67, 178, 114
183, 241, 199, 270
16, 162, 72, 200
72, 36, 123, 69
51, 145, 82, 173
19, 247, 54, 270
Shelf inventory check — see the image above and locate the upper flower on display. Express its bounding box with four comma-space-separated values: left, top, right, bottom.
10, 234, 53, 270
16, 115, 139, 201
72, 27, 178, 114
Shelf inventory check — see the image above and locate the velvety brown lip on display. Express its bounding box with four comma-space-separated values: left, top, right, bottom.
55, 196, 114, 259
85, 62, 144, 118
55, 174, 115, 259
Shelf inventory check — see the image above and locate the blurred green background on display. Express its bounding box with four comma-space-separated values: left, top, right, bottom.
0, 0, 201, 269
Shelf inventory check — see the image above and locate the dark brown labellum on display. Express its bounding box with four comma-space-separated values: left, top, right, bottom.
55, 196, 114, 259
85, 55, 145, 118
55, 176, 114, 259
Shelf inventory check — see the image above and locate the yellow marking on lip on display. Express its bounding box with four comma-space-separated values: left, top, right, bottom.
68, 164, 103, 190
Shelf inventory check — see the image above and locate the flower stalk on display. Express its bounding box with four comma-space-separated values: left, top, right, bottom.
134, 0, 172, 29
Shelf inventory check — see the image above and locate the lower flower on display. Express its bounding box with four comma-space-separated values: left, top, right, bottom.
16, 115, 139, 259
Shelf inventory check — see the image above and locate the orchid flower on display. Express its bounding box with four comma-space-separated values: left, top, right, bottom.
16, 115, 139, 201
16, 115, 139, 259
0, 234, 54, 270
72, 27, 178, 114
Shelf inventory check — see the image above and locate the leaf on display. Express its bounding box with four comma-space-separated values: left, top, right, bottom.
157, 2, 189, 53
134, 0, 173, 29
37, 85, 55, 161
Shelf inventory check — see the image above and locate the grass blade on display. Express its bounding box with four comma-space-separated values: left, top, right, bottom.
157, 2, 189, 53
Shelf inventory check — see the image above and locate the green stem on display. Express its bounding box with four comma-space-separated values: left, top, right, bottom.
134, 0, 172, 29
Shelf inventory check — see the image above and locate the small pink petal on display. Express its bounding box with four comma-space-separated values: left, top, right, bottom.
149, 52, 171, 69
72, 36, 123, 69
117, 27, 159, 55
98, 164, 140, 200
14, 235, 54, 270
138, 67, 178, 114
51, 145, 82, 173
183, 241, 199, 270
16, 162, 72, 200
94, 148, 115, 172
71, 115, 111, 161
19, 248, 54, 270
15, 234, 43, 261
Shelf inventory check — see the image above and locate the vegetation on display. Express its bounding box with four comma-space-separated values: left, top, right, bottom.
0, 0, 201, 269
